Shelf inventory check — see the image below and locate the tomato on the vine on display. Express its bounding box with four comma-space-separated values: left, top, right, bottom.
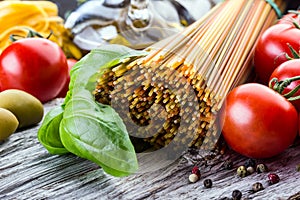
269, 59, 300, 111
0, 38, 68, 103
254, 18, 300, 84
220, 83, 298, 159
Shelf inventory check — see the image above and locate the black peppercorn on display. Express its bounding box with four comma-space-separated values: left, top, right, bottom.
203, 178, 213, 188
245, 158, 256, 168
256, 163, 268, 173
252, 182, 264, 192
222, 159, 233, 170
232, 189, 242, 200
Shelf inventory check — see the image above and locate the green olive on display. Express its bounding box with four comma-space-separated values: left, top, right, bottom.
0, 89, 44, 128
0, 108, 19, 141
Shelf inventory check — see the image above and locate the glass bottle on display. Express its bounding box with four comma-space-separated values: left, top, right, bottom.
65, 0, 220, 50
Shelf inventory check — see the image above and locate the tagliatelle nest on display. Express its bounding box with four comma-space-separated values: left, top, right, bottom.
0, 0, 82, 59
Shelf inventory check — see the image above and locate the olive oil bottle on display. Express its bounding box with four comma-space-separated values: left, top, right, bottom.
65, 0, 219, 50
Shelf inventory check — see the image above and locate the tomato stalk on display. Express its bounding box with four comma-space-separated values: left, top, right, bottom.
269, 75, 300, 101
285, 43, 300, 60
9, 28, 52, 42
288, 10, 300, 15
286, 10, 300, 29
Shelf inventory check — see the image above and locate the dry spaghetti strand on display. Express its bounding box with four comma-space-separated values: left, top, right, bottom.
93, 0, 286, 151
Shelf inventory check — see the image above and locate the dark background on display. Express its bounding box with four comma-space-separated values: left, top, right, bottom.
286, 0, 300, 13
49, 0, 78, 18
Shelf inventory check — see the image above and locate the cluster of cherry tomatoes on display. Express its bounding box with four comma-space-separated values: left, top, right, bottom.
0, 36, 76, 103
220, 11, 300, 159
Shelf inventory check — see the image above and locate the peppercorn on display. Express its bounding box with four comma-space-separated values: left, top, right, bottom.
245, 158, 256, 168
247, 166, 255, 175
268, 173, 280, 185
252, 182, 264, 192
192, 166, 201, 177
189, 173, 199, 183
222, 159, 233, 170
256, 163, 268, 173
296, 164, 300, 172
232, 189, 242, 200
203, 178, 213, 188
237, 166, 247, 177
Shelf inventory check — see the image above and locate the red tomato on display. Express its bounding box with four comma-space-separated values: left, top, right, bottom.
269, 59, 300, 111
0, 38, 68, 103
220, 83, 298, 159
56, 58, 77, 98
254, 23, 300, 84
278, 11, 300, 25
299, 114, 300, 137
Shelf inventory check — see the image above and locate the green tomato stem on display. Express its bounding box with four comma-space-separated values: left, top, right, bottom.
287, 10, 300, 29
287, 43, 300, 59
288, 10, 300, 15
269, 75, 300, 101
292, 20, 300, 29
283, 84, 300, 100
9, 28, 52, 42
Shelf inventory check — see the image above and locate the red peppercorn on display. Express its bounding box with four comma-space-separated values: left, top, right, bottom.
268, 173, 280, 185
192, 166, 201, 177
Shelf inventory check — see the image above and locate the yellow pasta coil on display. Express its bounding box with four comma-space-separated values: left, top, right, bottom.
0, 0, 82, 59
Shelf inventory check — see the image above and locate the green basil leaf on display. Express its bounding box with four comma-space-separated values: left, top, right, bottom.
37, 60, 83, 155
60, 45, 148, 176
60, 90, 138, 176
37, 106, 69, 155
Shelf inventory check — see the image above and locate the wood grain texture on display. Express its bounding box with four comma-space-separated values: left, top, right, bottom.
0, 99, 300, 200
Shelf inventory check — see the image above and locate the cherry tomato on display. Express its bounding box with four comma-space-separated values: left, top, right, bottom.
254, 23, 300, 84
56, 58, 77, 98
269, 59, 300, 111
220, 83, 298, 159
0, 38, 68, 103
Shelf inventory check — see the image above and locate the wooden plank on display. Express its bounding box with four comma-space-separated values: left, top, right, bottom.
0, 99, 300, 200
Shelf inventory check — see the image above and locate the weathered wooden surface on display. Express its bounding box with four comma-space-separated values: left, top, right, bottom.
1, 1, 300, 198
0, 98, 300, 200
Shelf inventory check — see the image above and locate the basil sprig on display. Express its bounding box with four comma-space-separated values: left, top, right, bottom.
38, 45, 148, 177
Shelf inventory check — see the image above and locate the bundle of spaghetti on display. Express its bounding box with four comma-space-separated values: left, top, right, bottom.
0, 0, 82, 59
93, 0, 286, 152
